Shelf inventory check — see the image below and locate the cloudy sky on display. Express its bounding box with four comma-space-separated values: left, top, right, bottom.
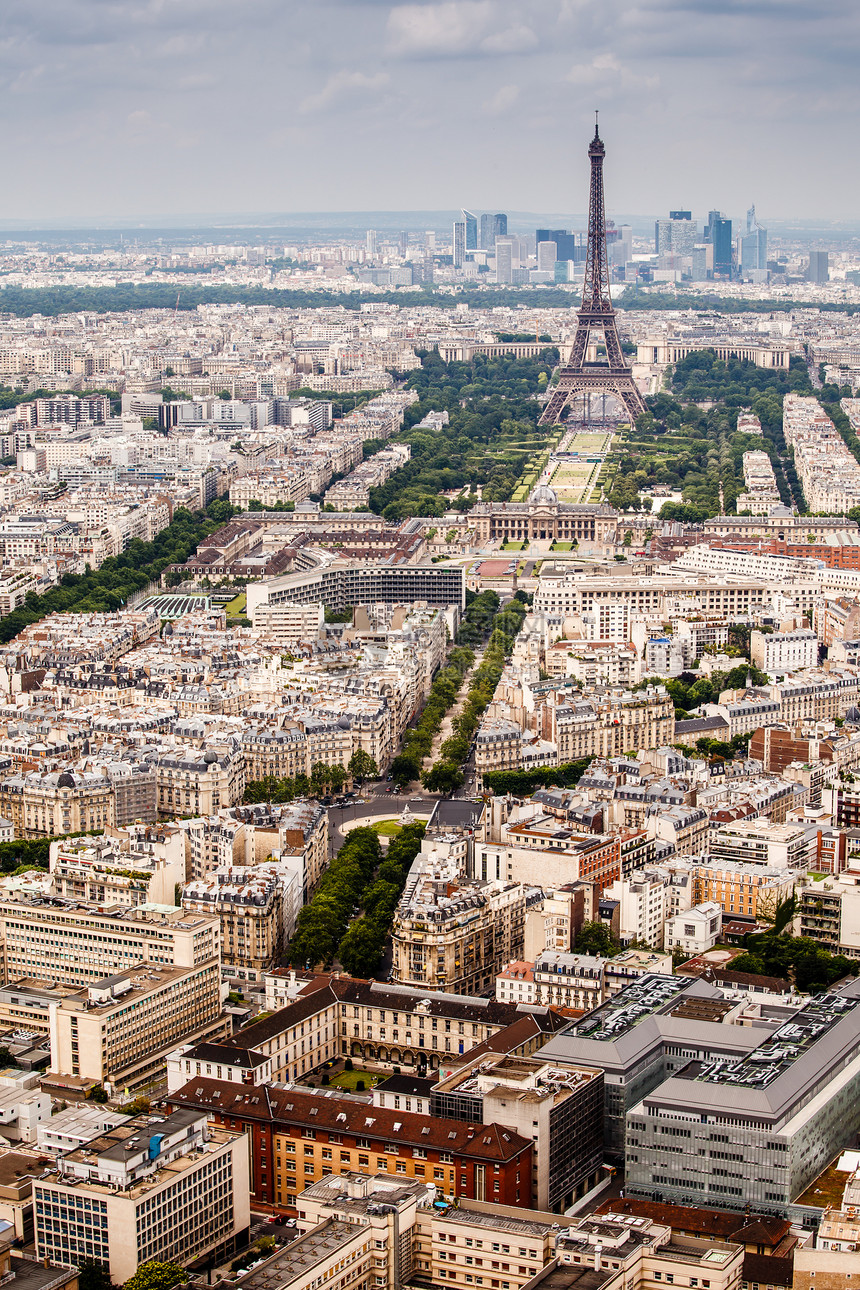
3, 0, 859, 224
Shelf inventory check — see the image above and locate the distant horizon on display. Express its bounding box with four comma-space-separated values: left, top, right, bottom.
0, 211, 857, 244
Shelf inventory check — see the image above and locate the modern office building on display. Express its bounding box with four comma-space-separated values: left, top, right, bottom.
808, 250, 830, 284
495, 237, 514, 284
626, 985, 860, 1214
739, 204, 768, 275
452, 221, 466, 269
480, 213, 495, 249
707, 209, 733, 275
655, 211, 694, 256
0, 895, 220, 986
430, 1054, 604, 1210
462, 209, 477, 251
246, 562, 466, 614
539, 974, 792, 1157
33, 1109, 250, 1283
493, 213, 508, 240
48, 961, 226, 1093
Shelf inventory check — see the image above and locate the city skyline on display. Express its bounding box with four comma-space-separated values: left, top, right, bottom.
2, 0, 859, 221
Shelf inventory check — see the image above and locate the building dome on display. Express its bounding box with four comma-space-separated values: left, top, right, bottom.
57, 772, 76, 789
204, 749, 219, 764
529, 482, 558, 505
337, 716, 351, 730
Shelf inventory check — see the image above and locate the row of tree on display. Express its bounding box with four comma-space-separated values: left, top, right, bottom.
389, 589, 511, 789
607, 353, 813, 516
731, 898, 859, 993
618, 287, 860, 317
242, 751, 379, 805
286, 826, 382, 969
422, 594, 528, 795
0, 283, 583, 319
0, 496, 238, 642
337, 822, 426, 977
366, 349, 559, 520
481, 757, 593, 795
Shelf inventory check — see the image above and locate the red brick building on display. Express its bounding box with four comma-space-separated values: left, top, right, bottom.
169, 1078, 533, 1213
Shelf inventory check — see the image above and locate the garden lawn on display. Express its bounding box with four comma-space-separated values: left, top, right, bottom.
371, 819, 403, 837
327, 1067, 380, 1091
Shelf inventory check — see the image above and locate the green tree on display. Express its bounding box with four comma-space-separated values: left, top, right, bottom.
348, 750, 379, 785
77, 1259, 114, 1290
575, 921, 616, 957
121, 1263, 187, 1290
338, 919, 386, 977
421, 761, 465, 795
390, 753, 421, 789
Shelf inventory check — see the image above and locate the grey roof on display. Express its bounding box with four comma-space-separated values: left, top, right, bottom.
674, 714, 732, 735
641, 988, 860, 1121
541, 975, 768, 1075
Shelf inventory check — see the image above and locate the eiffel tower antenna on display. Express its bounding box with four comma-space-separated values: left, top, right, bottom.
540, 119, 645, 427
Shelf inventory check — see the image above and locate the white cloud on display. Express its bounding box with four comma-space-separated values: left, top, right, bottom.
567, 52, 621, 85
386, 1, 493, 57
482, 83, 520, 114
481, 24, 538, 54
567, 51, 659, 91
386, 1, 540, 59
299, 69, 389, 114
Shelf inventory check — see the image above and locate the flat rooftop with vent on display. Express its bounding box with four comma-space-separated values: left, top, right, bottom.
625, 980, 860, 1214
33, 1108, 250, 1283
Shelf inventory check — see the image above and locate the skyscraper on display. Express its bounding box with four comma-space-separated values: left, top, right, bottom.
495, 237, 514, 284
480, 213, 495, 250
537, 240, 557, 272
462, 210, 477, 251
452, 221, 466, 269
493, 213, 508, 240
656, 211, 694, 256
366, 229, 378, 260
707, 210, 733, 276
740, 204, 767, 274
808, 250, 830, 284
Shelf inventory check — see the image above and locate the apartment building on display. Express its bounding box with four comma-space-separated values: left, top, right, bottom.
0, 896, 220, 986
390, 869, 531, 996
690, 859, 795, 921
241, 1172, 559, 1290
33, 1109, 250, 1283
750, 628, 818, 673
49, 961, 226, 1093
708, 819, 816, 869
476, 686, 674, 775
169, 1079, 533, 1213
534, 570, 766, 619
0, 769, 116, 837
155, 742, 245, 817
182, 863, 301, 981
549, 1213, 744, 1290
48, 823, 186, 908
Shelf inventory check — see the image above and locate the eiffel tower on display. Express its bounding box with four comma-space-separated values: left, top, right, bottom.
540, 117, 645, 426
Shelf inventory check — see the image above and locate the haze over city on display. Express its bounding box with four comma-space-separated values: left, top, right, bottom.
3, 0, 860, 221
